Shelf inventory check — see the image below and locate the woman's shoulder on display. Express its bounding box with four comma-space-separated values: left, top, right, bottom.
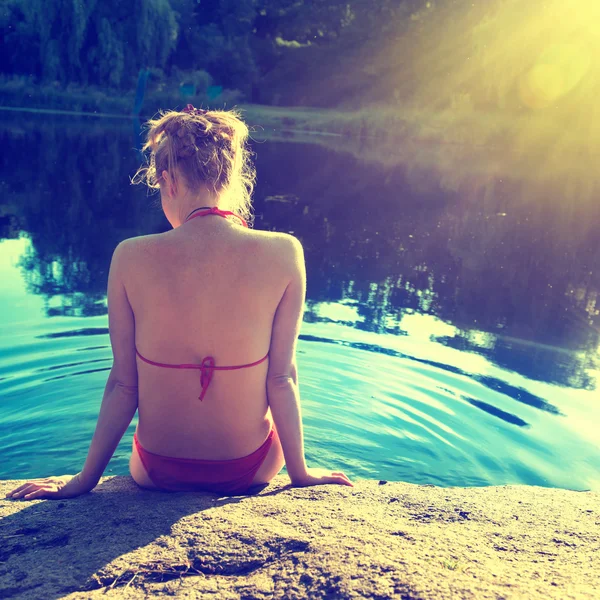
110, 233, 170, 269
244, 229, 304, 269
247, 228, 303, 254
113, 231, 170, 253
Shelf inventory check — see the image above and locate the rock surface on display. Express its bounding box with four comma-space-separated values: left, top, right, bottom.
0, 476, 598, 599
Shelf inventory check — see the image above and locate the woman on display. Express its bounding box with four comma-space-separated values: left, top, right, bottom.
7, 105, 352, 500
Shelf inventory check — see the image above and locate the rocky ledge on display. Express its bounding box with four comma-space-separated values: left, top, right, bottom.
0, 477, 598, 599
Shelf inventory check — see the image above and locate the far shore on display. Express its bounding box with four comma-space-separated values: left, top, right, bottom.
0, 80, 435, 141
1, 476, 598, 598
3, 81, 593, 189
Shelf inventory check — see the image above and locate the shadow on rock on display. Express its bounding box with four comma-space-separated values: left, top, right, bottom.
0, 476, 267, 599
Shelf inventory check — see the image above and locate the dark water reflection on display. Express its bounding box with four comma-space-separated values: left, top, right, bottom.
2, 113, 597, 387
0, 112, 598, 488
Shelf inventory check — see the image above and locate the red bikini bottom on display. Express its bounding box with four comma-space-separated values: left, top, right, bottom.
133, 428, 275, 495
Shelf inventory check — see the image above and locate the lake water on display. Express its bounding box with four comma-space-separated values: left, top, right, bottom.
0, 111, 599, 491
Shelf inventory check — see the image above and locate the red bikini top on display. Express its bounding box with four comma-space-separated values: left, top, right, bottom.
135, 205, 267, 400
184, 206, 248, 228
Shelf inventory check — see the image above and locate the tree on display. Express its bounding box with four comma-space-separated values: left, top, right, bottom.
1, 0, 178, 88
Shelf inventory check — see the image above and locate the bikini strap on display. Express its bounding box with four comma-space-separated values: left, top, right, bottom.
136, 349, 269, 401
185, 206, 248, 228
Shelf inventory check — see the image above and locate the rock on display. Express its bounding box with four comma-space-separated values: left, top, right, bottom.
0, 476, 598, 599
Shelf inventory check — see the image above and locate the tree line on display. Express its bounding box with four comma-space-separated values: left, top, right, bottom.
2, 0, 596, 116
0, 0, 468, 107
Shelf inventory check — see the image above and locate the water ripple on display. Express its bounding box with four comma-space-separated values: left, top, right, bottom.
0, 308, 597, 491
36, 327, 109, 339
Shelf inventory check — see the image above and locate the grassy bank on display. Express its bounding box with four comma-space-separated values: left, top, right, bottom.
0, 78, 135, 116
0, 77, 420, 139
3, 78, 598, 210
0, 76, 501, 145
0, 77, 518, 155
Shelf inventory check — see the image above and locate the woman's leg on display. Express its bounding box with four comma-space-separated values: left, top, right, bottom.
250, 425, 285, 486
129, 439, 160, 490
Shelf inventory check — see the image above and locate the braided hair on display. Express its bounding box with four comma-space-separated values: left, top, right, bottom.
134, 106, 255, 224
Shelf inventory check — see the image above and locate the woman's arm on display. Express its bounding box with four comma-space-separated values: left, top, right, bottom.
79, 240, 138, 487
267, 236, 352, 488
76, 371, 138, 490
7, 241, 139, 500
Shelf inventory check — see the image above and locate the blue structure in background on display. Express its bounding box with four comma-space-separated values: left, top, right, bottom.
179, 83, 196, 99
207, 85, 222, 100
132, 68, 151, 160
133, 68, 151, 116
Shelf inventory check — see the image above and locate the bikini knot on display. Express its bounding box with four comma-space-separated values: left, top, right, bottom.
199, 356, 215, 401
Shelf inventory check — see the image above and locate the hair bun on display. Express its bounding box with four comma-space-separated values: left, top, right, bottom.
134, 106, 255, 225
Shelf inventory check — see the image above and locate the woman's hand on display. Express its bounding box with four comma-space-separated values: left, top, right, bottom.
5, 473, 94, 501
291, 468, 354, 488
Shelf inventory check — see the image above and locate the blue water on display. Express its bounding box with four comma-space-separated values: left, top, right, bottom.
0, 112, 599, 491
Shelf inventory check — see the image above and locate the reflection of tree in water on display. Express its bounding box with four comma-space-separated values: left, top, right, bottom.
253, 140, 600, 389
1, 116, 598, 388
0, 114, 159, 316
17, 244, 107, 317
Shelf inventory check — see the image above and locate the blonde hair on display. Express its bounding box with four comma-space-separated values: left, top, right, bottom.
134, 107, 255, 223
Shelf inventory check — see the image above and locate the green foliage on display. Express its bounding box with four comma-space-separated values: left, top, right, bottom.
97, 18, 125, 88
0, 0, 439, 106
13, 0, 572, 110
1, 0, 178, 89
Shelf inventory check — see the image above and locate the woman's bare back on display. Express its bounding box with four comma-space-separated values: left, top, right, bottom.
123, 217, 293, 460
